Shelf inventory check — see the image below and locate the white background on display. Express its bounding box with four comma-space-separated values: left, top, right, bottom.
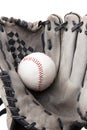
0, 0, 87, 130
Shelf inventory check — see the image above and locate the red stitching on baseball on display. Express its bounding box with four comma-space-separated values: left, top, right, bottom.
23, 57, 43, 90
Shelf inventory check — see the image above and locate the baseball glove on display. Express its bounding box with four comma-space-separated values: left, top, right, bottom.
0, 12, 87, 130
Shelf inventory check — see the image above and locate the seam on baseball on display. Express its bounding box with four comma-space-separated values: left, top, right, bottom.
23, 57, 43, 90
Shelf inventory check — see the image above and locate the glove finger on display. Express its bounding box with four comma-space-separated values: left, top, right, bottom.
58, 15, 87, 103
70, 16, 87, 121
70, 15, 87, 86
58, 13, 80, 85
44, 14, 62, 70
78, 70, 87, 120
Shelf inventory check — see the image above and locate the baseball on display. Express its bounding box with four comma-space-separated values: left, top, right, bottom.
18, 52, 56, 91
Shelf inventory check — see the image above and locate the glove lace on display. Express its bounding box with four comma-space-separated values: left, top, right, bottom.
54, 21, 68, 31
72, 21, 83, 32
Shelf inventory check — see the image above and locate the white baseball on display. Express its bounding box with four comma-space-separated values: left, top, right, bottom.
18, 52, 56, 91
